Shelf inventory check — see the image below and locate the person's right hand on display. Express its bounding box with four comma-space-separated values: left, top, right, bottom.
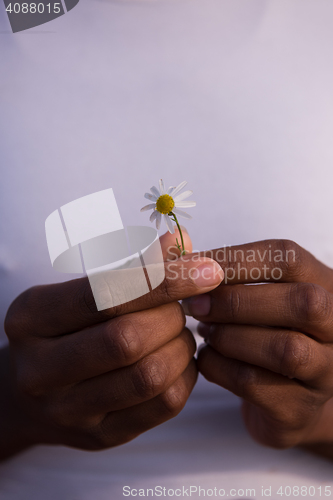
2, 230, 223, 456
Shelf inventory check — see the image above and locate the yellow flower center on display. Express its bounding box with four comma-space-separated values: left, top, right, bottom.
156, 194, 175, 214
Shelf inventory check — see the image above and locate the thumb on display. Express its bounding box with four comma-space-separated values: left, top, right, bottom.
22, 255, 224, 337
159, 226, 193, 261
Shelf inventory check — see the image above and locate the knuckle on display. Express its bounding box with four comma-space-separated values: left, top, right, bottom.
236, 363, 260, 400
133, 356, 168, 400
275, 331, 312, 379
272, 406, 310, 438
77, 278, 123, 321
295, 283, 332, 325
105, 317, 142, 365
278, 239, 304, 279
158, 381, 188, 417
301, 389, 325, 413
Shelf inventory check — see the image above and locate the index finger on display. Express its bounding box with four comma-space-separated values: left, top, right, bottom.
6, 256, 223, 338
195, 239, 333, 290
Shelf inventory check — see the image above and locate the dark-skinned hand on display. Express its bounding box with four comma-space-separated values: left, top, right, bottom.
0, 229, 224, 460
183, 239, 333, 458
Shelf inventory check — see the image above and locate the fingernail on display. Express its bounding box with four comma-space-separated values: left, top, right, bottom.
191, 262, 224, 288
197, 322, 212, 339
182, 294, 211, 317
179, 225, 188, 234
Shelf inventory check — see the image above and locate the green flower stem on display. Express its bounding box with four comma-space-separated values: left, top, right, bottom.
169, 212, 185, 255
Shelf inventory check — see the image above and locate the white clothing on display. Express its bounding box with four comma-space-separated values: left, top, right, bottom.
1, 0, 333, 498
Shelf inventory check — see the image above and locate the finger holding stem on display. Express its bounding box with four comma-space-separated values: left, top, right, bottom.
169, 212, 186, 255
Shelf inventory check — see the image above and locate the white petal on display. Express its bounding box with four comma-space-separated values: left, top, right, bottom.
174, 190, 193, 202
144, 193, 157, 201
171, 181, 187, 198
155, 211, 162, 230
173, 208, 192, 220
167, 186, 176, 195
159, 179, 165, 194
140, 203, 156, 212
150, 210, 158, 222
164, 214, 175, 234
175, 201, 196, 208
150, 185, 160, 198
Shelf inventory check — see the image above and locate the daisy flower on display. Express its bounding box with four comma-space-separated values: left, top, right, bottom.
140, 179, 196, 255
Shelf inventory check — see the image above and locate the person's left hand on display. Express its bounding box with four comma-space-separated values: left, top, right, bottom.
182, 239, 333, 453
